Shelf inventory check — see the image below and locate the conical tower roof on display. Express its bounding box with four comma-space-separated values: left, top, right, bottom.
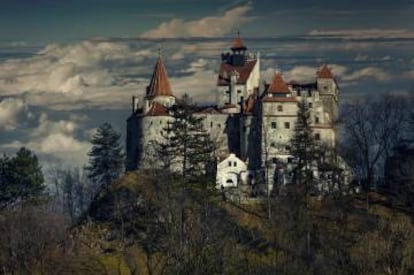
317, 65, 334, 79
267, 73, 290, 94
146, 55, 173, 97
231, 32, 247, 50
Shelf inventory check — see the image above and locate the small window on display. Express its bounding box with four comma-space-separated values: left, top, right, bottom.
272, 158, 277, 164
237, 90, 242, 94
271, 122, 276, 129
233, 161, 237, 167
277, 105, 283, 112
226, 90, 230, 94
159, 120, 162, 124
315, 116, 320, 123
288, 157, 293, 163
285, 146, 291, 151
315, 133, 321, 140
270, 142, 276, 147
308, 102, 313, 108
217, 123, 221, 128
284, 122, 290, 129
228, 161, 232, 167
210, 121, 213, 127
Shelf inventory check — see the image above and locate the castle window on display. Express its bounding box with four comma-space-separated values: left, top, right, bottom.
285, 146, 291, 151
277, 105, 283, 112
226, 90, 230, 94
284, 122, 290, 129
271, 142, 276, 147
315, 116, 320, 123
308, 102, 313, 108
228, 161, 232, 167
308, 90, 312, 97
315, 133, 321, 140
233, 161, 237, 167
237, 89, 242, 94
217, 123, 221, 128
288, 157, 293, 163
159, 120, 162, 124
272, 158, 277, 164
210, 121, 213, 128
271, 122, 276, 129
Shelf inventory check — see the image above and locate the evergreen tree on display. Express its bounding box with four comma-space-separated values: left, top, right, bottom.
290, 101, 321, 188
87, 123, 124, 190
0, 147, 44, 208
158, 95, 214, 180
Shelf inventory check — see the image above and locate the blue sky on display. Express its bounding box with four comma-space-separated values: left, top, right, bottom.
0, 1, 413, 175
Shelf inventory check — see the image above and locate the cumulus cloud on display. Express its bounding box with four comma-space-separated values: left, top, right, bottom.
0, 97, 32, 131
140, 3, 253, 38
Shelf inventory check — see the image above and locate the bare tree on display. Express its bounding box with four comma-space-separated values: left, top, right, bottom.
343, 94, 408, 207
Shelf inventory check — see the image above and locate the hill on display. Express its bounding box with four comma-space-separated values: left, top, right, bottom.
39, 171, 414, 274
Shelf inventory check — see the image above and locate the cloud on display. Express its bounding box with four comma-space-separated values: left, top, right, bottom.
308, 29, 414, 40
0, 97, 32, 131
140, 3, 253, 38
342, 67, 391, 82
2, 112, 91, 167
261, 64, 348, 83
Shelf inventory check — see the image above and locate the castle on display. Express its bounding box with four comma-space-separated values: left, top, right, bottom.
126, 36, 344, 191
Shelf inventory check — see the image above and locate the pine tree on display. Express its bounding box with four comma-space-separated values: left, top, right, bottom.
290, 101, 321, 189
87, 123, 124, 190
0, 147, 44, 208
157, 95, 214, 180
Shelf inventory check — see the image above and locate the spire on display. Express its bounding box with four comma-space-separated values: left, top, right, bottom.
231, 31, 246, 51
317, 65, 334, 79
146, 54, 173, 97
267, 72, 290, 94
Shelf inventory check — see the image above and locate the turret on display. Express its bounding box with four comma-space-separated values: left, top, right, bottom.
143, 51, 176, 113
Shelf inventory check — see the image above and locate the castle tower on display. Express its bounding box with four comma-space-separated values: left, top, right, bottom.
217, 34, 260, 112
126, 54, 175, 171
144, 52, 176, 112
317, 65, 338, 123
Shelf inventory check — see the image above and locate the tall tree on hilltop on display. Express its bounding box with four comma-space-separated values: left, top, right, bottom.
289, 101, 322, 266
0, 147, 44, 209
87, 123, 124, 190
157, 94, 215, 180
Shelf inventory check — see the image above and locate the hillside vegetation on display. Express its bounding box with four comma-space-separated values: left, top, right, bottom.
29, 171, 413, 275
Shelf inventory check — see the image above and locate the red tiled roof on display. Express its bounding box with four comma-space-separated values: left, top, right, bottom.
267, 73, 290, 94
262, 97, 297, 103
146, 102, 169, 116
146, 57, 173, 97
231, 37, 246, 49
217, 60, 257, 86
317, 65, 334, 79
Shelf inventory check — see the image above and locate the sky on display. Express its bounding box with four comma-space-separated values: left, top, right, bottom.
0, 0, 413, 176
